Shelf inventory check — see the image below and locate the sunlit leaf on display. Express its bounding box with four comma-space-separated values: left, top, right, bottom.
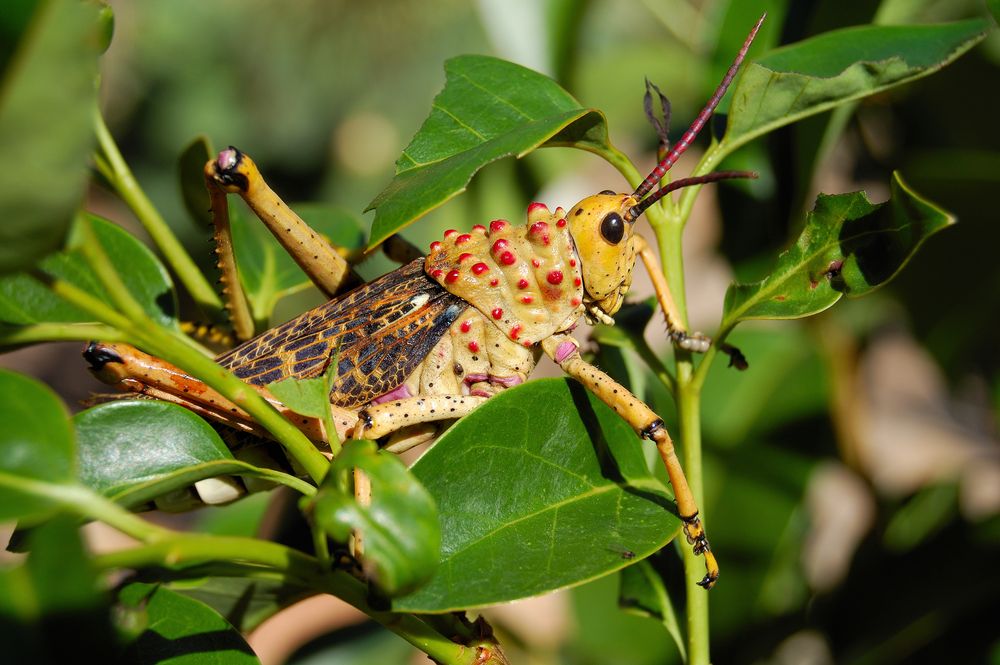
366, 55, 609, 246
395, 378, 679, 612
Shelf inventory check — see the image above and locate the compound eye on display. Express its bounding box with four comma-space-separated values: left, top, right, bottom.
599, 189, 616, 196
600, 212, 625, 244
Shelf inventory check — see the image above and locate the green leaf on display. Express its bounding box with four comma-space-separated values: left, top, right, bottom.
395, 378, 679, 612
722, 172, 954, 327
619, 560, 685, 661
166, 576, 313, 633
366, 55, 609, 247
178, 134, 214, 227
311, 439, 440, 597
989, 0, 1000, 24
0, 214, 178, 327
230, 202, 364, 321
118, 583, 259, 664
722, 19, 989, 153
0, 0, 103, 274
883, 482, 959, 553
0, 369, 75, 521
267, 376, 330, 418
0, 518, 119, 663
73, 400, 312, 508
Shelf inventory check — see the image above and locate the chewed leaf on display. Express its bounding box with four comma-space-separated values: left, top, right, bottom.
366, 55, 609, 247
722, 172, 954, 326
723, 19, 989, 152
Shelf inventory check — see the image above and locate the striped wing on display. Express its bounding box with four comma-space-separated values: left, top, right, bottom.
216, 259, 467, 407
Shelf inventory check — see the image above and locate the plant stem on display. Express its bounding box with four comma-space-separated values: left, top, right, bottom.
0, 322, 125, 347
93, 534, 498, 664
92, 108, 225, 321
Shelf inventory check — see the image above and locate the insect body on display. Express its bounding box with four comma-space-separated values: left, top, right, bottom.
85, 16, 766, 590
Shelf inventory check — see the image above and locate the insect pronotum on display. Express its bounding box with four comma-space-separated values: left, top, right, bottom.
84, 16, 766, 589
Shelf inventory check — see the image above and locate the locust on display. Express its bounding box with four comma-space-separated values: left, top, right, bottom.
83, 17, 765, 590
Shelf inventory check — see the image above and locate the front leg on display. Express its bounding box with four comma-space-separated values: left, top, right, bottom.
541, 334, 719, 589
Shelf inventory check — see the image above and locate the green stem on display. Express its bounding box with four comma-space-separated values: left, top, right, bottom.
92, 109, 225, 321
676, 369, 709, 665
93, 534, 494, 665
0, 322, 125, 347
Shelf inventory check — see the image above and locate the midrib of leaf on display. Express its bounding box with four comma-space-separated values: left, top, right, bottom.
442, 474, 666, 560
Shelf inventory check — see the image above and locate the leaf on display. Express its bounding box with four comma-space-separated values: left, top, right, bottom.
989, 0, 1000, 24
0, 369, 75, 521
311, 439, 440, 598
722, 172, 954, 327
365, 55, 609, 247
619, 560, 685, 661
230, 202, 364, 320
0, 518, 119, 663
394, 378, 679, 612
267, 376, 330, 419
178, 134, 214, 227
118, 583, 259, 664
74, 400, 284, 509
722, 19, 989, 153
0, 0, 103, 274
0, 214, 178, 328
166, 576, 313, 633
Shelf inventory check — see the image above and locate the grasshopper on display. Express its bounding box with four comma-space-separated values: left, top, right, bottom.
84, 17, 764, 589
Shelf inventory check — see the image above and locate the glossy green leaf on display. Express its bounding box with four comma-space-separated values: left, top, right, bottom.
722, 172, 954, 327
74, 401, 301, 509
230, 202, 364, 321
722, 19, 989, 153
118, 583, 259, 664
0, 369, 75, 521
395, 378, 678, 612
311, 439, 440, 597
167, 576, 313, 633
178, 134, 214, 227
267, 376, 330, 418
0, 0, 103, 274
619, 560, 685, 661
366, 55, 609, 246
0, 518, 119, 663
0, 215, 178, 327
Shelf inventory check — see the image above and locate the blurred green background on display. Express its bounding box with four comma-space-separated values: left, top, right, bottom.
4, 0, 1000, 663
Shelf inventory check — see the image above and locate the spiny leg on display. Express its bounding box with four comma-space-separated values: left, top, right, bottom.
205, 148, 351, 301
540, 334, 719, 588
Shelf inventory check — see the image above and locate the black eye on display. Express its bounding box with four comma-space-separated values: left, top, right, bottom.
600, 212, 625, 244
599, 189, 616, 196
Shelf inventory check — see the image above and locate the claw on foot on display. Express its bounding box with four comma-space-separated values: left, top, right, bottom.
681, 511, 719, 589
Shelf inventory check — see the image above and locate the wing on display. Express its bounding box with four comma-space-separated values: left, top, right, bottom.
216, 259, 467, 407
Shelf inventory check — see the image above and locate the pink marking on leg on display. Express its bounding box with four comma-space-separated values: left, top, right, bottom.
555, 341, 576, 364
489, 375, 524, 388
463, 373, 489, 386
371, 384, 412, 405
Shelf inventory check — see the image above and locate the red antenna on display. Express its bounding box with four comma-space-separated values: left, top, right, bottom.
631, 13, 766, 201
628, 170, 757, 221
